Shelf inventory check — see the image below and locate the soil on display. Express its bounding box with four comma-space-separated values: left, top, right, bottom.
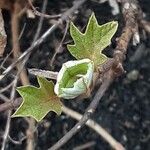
0, 0, 150, 150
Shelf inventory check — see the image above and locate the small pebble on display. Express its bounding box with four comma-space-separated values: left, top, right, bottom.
127, 70, 139, 81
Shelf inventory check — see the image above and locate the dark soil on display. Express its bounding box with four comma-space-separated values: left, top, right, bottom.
0, 0, 150, 150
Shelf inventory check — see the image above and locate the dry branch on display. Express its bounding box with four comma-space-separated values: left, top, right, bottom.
1, 77, 18, 150
27, 0, 61, 19
62, 105, 124, 150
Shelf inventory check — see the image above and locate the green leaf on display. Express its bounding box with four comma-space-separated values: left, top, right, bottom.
67, 13, 118, 67
12, 77, 62, 122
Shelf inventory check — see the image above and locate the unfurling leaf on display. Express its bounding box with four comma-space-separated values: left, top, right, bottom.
12, 77, 62, 122
67, 13, 118, 67
54, 59, 94, 99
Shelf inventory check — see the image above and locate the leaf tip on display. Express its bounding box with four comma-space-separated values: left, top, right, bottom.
90, 12, 96, 19
70, 21, 75, 31
111, 21, 118, 29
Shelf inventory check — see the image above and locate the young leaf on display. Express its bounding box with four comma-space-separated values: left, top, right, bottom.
54, 59, 94, 99
12, 77, 62, 122
67, 13, 118, 67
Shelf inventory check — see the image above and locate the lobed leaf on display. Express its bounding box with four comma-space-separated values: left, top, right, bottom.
12, 77, 62, 122
67, 13, 118, 67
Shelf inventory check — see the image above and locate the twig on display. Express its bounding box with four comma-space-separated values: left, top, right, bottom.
8, 135, 26, 145
32, 0, 48, 43
62, 105, 125, 150
0, 94, 10, 102
28, 68, 58, 79
26, 118, 35, 150
50, 20, 69, 67
27, 0, 61, 19
1, 76, 18, 150
11, 0, 29, 85
0, 50, 13, 69
140, 20, 150, 33
113, 0, 138, 64
18, 23, 26, 40
0, 0, 87, 81
1, 110, 12, 150
0, 98, 22, 112
73, 141, 95, 150
0, 81, 14, 93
